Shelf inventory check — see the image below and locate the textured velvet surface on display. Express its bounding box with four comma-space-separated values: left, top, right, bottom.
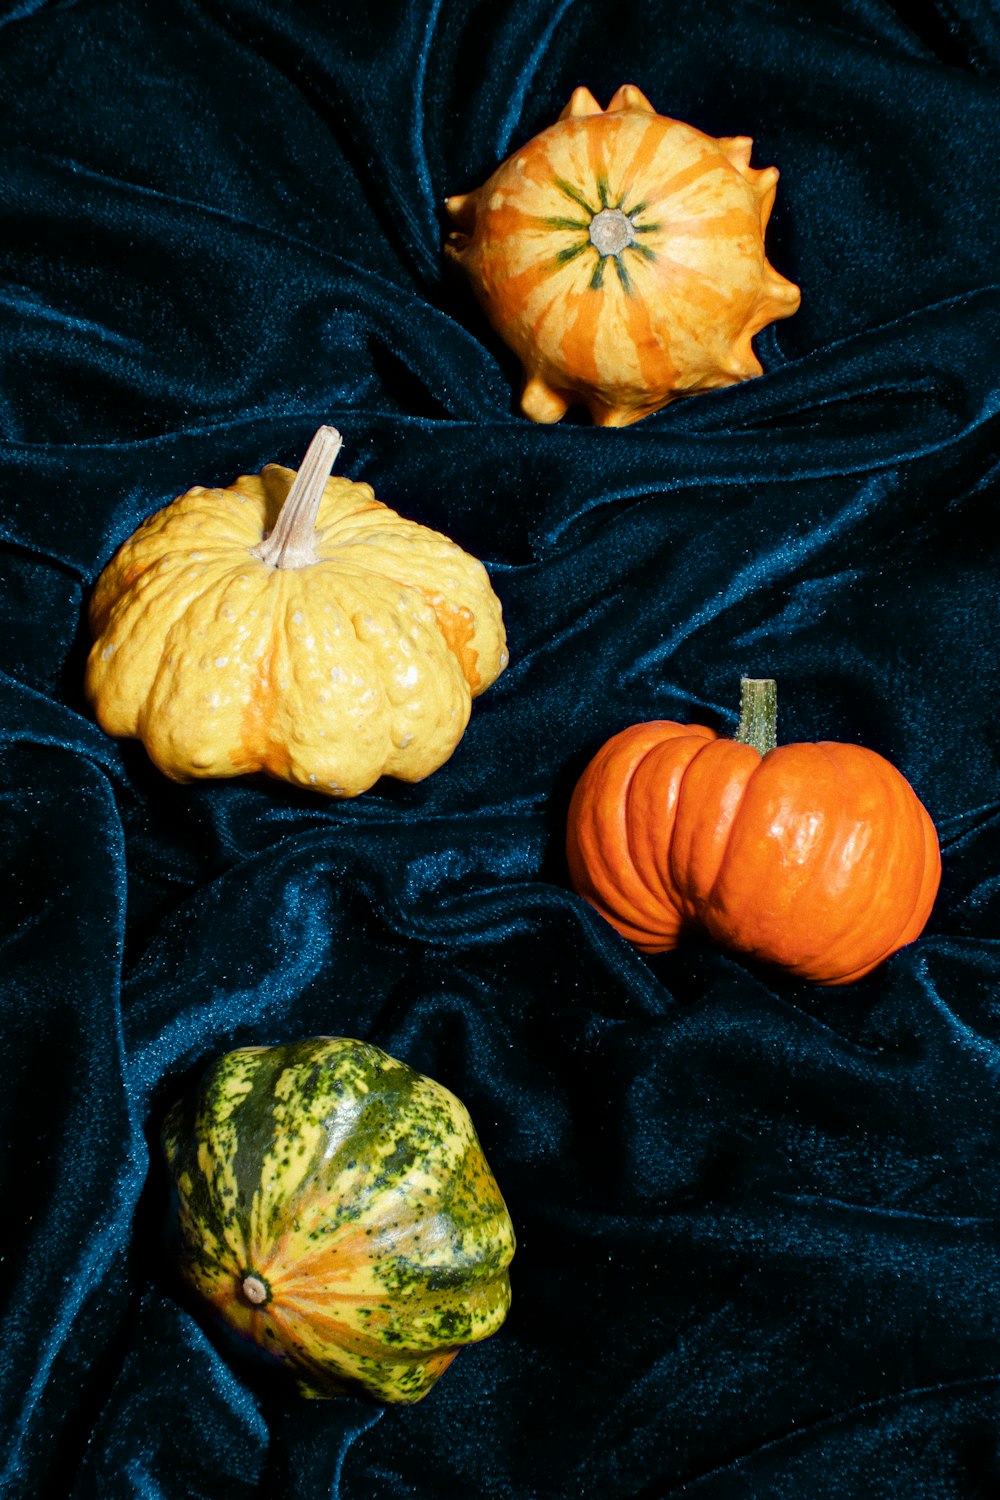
2, 0, 999, 1495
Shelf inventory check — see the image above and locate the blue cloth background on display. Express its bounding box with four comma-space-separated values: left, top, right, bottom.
2, 0, 999, 1495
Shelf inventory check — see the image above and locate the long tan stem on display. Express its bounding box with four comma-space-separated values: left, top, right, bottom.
254, 425, 343, 569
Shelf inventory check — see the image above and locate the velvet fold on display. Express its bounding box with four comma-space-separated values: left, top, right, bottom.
2, 0, 999, 1495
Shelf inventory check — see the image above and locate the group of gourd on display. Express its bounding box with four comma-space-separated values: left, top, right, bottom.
85, 89, 941, 1405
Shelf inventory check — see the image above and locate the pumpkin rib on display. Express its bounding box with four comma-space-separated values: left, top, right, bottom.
791, 743, 942, 983
823, 742, 930, 976
575, 739, 668, 948
709, 743, 854, 974
583, 110, 614, 197
615, 268, 676, 410
568, 724, 686, 948
701, 742, 900, 979
567, 721, 719, 950
274, 1241, 512, 1334
91, 552, 234, 728
557, 280, 606, 397
657, 206, 764, 248
504, 262, 582, 382
93, 554, 253, 758
268, 1316, 460, 1402
252, 1302, 418, 1397
795, 766, 889, 979
265, 1209, 468, 1299
618, 740, 684, 947
262, 1299, 411, 1364
286, 567, 462, 791
787, 742, 931, 981
891, 797, 943, 954
670, 738, 761, 937
624, 731, 712, 940
253, 1139, 494, 1298
786, 751, 891, 979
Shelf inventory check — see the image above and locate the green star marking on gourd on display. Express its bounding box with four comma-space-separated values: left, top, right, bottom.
555, 242, 589, 265
544, 175, 659, 292
162, 1037, 515, 1403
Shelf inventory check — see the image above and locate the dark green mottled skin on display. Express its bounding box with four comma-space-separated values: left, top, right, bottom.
162, 1037, 515, 1402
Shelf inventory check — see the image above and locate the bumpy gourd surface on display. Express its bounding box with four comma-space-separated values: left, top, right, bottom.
567, 722, 941, 984
162, 1037, 515, 1403
446, 85, 800, 426
86, 466, 507, 795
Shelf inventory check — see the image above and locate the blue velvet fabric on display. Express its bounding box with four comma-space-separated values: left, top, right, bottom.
2, 0, 999, 1495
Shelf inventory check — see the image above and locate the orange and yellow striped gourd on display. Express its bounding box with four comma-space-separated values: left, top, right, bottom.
445, 85, 800, 427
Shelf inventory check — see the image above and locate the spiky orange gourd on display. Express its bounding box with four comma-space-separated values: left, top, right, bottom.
445, 85, 800, 427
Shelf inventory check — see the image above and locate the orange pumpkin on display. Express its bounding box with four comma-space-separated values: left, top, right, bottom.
566, 680, 941, 984
445, 85, 800, 427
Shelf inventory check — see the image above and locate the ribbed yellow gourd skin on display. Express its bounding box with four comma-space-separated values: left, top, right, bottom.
86, 461, 507, 796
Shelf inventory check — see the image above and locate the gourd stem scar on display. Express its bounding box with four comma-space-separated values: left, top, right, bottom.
588, 207, 635, 257
242, 1273, 270, 1306
253, 425, 343, 570
736, 677, 778, 757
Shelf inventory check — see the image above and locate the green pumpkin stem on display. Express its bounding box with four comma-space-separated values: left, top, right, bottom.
735, 677, 777, 756
254, 425, 343, 569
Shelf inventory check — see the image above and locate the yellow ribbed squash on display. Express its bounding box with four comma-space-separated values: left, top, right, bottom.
86, 427, 508, 796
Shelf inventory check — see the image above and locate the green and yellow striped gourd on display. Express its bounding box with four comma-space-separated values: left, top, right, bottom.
162, 1036, 515, 1403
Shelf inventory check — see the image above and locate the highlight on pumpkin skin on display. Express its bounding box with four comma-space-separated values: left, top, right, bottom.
566, 678, 941, 984
85, 427, 508, 797
444, 85, 800, 427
